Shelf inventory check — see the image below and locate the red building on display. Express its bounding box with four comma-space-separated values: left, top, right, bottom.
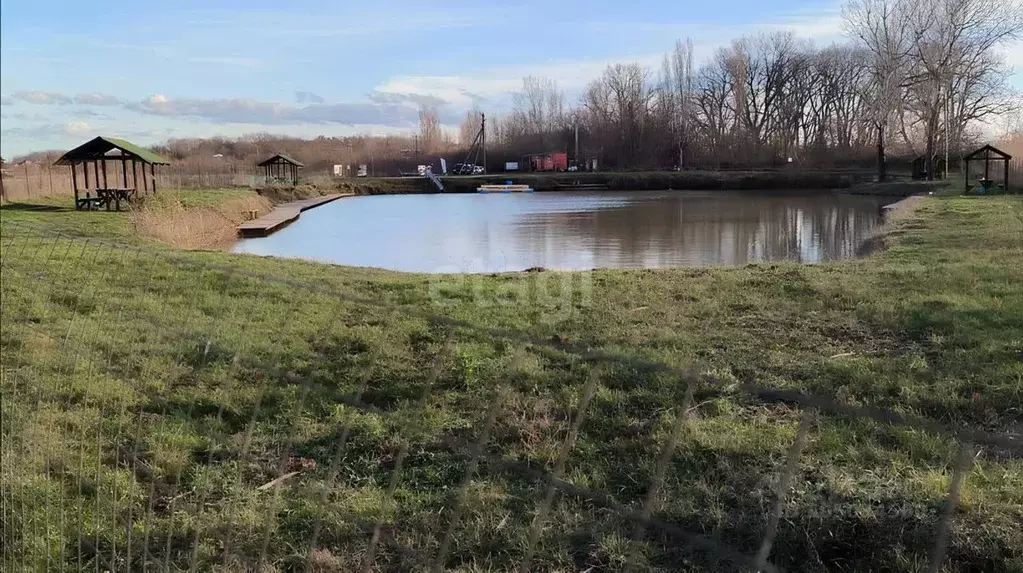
523, 153, 568, 172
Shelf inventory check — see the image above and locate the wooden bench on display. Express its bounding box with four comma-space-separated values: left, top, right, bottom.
75, 188, 137, 211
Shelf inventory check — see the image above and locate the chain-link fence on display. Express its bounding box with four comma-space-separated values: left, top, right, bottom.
1, 221, 1019, 572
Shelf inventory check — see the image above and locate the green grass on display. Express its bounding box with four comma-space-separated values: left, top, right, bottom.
0, 188, 256, 241
1, 194, 1021, 572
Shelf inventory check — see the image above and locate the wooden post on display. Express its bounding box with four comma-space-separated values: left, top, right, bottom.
151, 163, 157, 193
71, 165, 79, 208
101, 160, 108, 189
121, 158, 128, 189
141, 162, 148, 193
83, 161, 90, 191
132, 160, 138, 192
46, 154, 54, 195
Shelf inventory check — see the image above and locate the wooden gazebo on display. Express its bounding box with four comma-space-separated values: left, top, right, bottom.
963, 145, 1011, 193
258, 154, 304, 185
54, 136, 171, 211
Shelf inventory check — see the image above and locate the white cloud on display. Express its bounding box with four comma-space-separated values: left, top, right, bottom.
74, 93, 121, 106
373, 9, 847, 111
295, 91, 326, 104
124, 94, 446, 126
1001, 43, 1023, 70
66, 120, 92, 135
11, 91, 73, 105
375, 54, 665, 109
765, 13, 844, 40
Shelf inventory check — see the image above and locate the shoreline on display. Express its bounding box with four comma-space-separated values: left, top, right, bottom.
334, 170, 884, 196
318, 171, 952, 198
856, 194, 928, 256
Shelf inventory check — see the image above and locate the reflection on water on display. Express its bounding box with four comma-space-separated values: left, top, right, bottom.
232, 191, 893, 273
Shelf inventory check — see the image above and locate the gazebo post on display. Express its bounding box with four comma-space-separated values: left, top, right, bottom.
142, 163, 148, 193
83, 161, 90, 195
121, 157, 128, 189
101, 160, 108, 189
132, 160, 138, 193
151, 163, 157, 194
71, 164, 79, 209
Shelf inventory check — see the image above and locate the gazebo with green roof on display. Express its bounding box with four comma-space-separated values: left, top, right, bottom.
258, 154, 304, 186
54, 136, 171, 211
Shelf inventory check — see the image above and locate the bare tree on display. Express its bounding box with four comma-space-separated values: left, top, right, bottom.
843, 0, 918, 180
459, 106, 484, 146
659, 39, 696, 167
418, 106, 442, 155
583, 63, 656, 168
510, 76, 565, 149
906, 0, 1023, 178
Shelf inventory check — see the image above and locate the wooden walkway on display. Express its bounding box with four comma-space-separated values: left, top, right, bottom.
237, 194, 350, 237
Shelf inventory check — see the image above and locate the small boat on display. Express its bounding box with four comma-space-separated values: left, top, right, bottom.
478, 184, 534, 193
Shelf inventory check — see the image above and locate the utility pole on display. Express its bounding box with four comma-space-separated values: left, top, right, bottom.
574, 123, 579, 168
481, 113, 487, 175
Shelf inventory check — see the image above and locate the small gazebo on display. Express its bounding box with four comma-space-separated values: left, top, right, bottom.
963, 145, 1012, 193
258, 154, 304, 186
54, 136, 171, 210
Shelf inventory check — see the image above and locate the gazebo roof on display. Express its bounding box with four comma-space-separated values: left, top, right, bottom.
257, 154, 304, 167
54, 136, 171, 166
964, 144, 1012, 161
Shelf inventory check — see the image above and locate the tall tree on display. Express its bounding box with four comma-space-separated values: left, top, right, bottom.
418, 106, 441, 155
843, 0, 918, 181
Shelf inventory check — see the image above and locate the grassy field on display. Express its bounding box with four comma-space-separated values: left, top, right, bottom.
0, 192, 1021, 571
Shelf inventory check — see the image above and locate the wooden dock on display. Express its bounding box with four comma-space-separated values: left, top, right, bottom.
237, 194, 350, 237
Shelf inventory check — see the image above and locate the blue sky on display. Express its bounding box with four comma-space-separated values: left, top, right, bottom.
2, 0, 1020, 157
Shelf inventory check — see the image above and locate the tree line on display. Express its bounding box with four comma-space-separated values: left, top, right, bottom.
476, 0, 1021, 177
8, 0, 1019, 179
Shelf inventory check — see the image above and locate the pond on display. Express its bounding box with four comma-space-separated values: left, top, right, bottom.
232, 191, 894, 273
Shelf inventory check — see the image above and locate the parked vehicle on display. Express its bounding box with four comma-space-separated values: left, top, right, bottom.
452, 163, 484, 175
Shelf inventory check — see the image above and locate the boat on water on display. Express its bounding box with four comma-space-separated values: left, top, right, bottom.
477, 184, 534, 193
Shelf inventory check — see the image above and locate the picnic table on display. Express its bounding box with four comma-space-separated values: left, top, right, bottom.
76, 187, 137, 211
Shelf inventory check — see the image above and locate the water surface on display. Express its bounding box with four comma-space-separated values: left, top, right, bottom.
233, 191, 893, 272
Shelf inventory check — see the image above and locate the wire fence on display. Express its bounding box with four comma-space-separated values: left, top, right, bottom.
0, 221, 1019, 572
0, 161, 259, 202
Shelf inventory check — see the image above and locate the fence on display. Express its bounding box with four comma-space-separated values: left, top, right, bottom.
0, 221, 1019, 572
0, 161, 262, 202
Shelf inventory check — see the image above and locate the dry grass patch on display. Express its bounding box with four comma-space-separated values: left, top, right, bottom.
129, 193, 272, 249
